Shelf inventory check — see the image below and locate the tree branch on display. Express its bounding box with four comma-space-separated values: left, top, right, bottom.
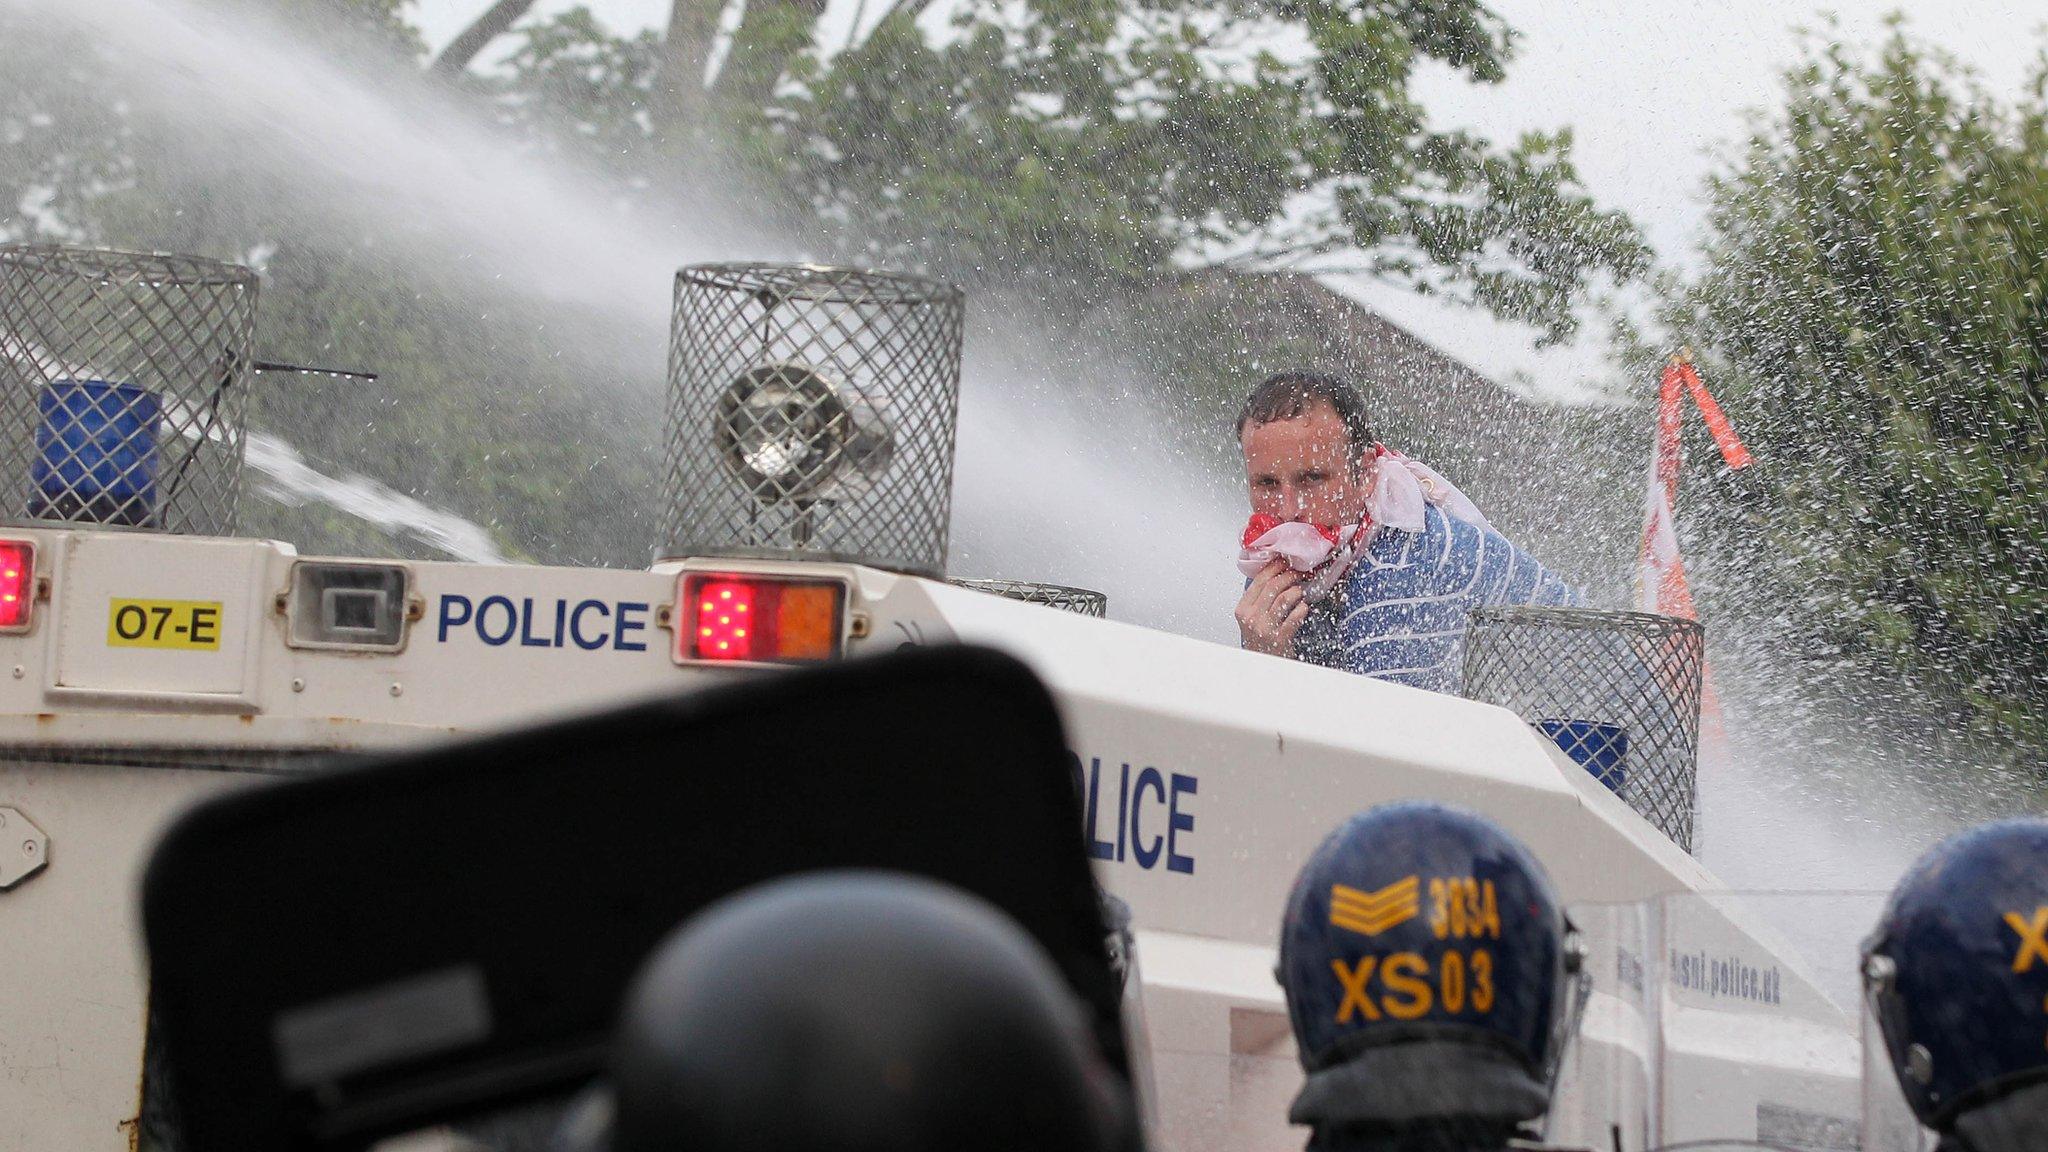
826, 0, 930, 62
718, 0, 830, 113
430, 0, 539, 77
873, 0, 942, 32
651, 0, 725, 136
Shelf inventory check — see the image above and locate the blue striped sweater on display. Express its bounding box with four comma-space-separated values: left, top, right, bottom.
1288, 503, 1581, 693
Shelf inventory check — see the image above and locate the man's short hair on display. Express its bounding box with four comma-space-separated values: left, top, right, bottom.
1235, 371, 1375, 463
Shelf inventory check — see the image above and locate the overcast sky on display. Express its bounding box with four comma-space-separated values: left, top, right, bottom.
413, 0, 2047, 400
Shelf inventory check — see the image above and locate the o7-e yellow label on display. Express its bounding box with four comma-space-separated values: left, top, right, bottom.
107, 599, 224, 650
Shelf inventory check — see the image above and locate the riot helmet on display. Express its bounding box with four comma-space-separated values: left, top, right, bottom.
602, 870, 1132, 1152
1277, 801, 1581, 1151
1863, 817, 2048, 1152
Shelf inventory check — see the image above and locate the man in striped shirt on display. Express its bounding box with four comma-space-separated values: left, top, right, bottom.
1234, 372, 1579, 693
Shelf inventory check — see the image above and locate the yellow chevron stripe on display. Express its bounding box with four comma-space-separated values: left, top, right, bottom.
1330, 901, 1415, 924
1329, 901, 1416, 925
1330, 907, 1417, 937
1330, 877, 1417, 911
1329, 876, 1420, 937
1330, 892, 1417, 917
1333, 876, 1418, 901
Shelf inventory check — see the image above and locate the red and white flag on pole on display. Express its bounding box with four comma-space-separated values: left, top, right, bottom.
1639, 354, 1750, 763
1639, 355, 1749, 615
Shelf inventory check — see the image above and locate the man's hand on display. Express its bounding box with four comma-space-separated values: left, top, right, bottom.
1236, 560, 1309, 656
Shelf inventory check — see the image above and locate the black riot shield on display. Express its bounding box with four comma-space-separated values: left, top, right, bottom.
141, 644, 1126, 1152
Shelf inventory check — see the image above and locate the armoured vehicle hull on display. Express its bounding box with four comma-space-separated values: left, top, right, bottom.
0, 526, 1870, 1151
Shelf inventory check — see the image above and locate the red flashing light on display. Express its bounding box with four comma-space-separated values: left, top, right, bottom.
680, 573, 845, 665
0, 540, 34, 631
695, 580, 756, 661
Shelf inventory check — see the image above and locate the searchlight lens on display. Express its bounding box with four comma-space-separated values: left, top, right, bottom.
285, 561, 412, 651
736, 382, 829, 481
714, 364, 891, 503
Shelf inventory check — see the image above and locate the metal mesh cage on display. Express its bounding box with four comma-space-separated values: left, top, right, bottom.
0, 245, 258, 535
953, 578, 1108, 618
661, 264, 965, 577
1461, 607, 1704, 852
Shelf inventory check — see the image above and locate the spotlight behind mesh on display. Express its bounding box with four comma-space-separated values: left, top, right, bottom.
1461, 607, 1704, 852
0, 245, 258, 535
662, 264, 964, 577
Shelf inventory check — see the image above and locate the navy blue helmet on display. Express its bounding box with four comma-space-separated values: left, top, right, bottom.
603, 871, 1134, 1152
1278, 801, 1577, 1134
1864, 817, 2048, 1132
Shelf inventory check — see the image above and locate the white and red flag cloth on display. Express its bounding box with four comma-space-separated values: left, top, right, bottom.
1638, 356, 1749, 616
1237, 445, 1494, 603
1234, 444, 1579, 693
1638, 355, 1750, 760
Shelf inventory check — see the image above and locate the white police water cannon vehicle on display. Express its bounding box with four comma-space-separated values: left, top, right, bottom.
135, 643, 1152, 1152
0, 246, 1888, 1151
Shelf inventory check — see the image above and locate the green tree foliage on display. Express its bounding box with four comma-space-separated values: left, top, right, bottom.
1673, 26, 2048, 742
0, 0, 665, 565
487, 8, 665, 168
272, 0, 426, 57
3, 0, 1638, 569
1, 0, 423, 245
489, 0, 1644, 343
0, 12, 136, 243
